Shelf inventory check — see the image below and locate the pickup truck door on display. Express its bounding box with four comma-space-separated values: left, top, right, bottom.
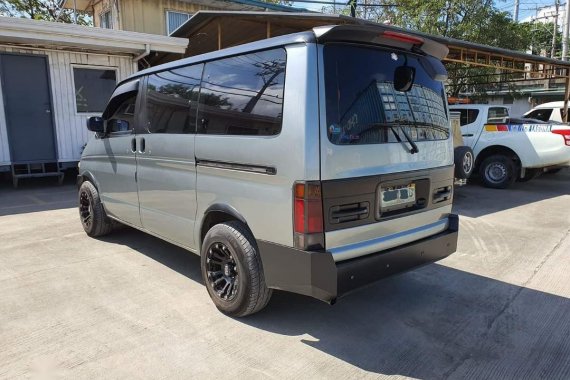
458, 108, 481, 148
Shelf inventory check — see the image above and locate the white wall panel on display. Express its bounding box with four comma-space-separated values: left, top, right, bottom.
0, 46, 136, 167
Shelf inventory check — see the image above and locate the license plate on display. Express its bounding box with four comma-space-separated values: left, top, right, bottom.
380, 183, 416, 211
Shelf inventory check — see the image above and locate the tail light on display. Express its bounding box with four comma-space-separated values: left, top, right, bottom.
382, 31, 424, 46
293, 181, 325, 251
552, 129, 570, 146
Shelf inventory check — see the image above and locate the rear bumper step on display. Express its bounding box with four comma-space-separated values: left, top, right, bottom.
257, 214, 459, 302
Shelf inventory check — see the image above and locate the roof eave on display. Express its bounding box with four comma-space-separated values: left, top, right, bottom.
0, 16, 188, 55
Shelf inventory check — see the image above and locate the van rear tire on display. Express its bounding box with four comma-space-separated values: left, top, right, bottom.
78, 181, 114, 237
201, 221, 272, 317
479, 155, 517, 189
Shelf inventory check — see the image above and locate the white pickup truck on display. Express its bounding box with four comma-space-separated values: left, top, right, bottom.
449, 104, 570, 188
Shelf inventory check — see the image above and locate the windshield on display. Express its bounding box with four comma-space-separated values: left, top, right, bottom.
324, 44, 450, 145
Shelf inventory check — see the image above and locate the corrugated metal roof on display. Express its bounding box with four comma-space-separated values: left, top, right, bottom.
171, 11, 570, 69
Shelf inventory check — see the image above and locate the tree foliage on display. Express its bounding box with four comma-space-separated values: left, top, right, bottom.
0, 0, 91, 25
321, 0, 540, 98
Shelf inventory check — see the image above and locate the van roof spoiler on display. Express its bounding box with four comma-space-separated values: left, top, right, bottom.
313, 25, 449, 60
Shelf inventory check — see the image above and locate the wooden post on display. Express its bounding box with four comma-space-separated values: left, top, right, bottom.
266, 21, 271, 39
217, 21, 222, 50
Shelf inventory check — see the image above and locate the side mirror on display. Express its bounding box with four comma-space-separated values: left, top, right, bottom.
394, 66, 415, 92
86, 116, 105, 133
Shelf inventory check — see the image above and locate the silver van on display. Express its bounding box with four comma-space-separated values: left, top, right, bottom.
78, 24, 458, 317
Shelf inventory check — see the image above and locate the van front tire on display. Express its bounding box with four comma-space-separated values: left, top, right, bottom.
78, 181, 114, 237
201, 221, 272, 317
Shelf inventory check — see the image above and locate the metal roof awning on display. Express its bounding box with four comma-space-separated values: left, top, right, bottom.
170, 11, 570, 71
164, 11, 570, 120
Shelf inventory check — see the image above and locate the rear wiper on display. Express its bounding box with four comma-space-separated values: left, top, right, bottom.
359, 123, 419, 154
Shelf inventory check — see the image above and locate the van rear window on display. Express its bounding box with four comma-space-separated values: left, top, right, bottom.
324, 45, 449, 145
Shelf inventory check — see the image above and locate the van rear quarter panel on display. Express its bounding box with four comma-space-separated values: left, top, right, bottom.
194, 43, 320, 247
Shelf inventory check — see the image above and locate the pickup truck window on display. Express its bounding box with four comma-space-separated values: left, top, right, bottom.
525, 108, 552, 122
487, 107, 509, 123
324, 44, 449, 145
459, 109, 479, 126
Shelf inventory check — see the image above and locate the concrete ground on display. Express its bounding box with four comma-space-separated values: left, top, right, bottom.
0, 170, 569, 379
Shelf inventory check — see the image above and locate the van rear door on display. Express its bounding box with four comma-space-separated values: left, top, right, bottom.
318, 43, 454, 260
319, 44, 453, 180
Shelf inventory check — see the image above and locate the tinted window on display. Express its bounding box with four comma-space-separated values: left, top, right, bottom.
487, 107, 509, 123
74, 68, 117, 113
107, 93, 136, 133
145, 64, 203, 134
458, 109, 479, 126
324, 45, 449, 145
197, 49, 286, 136
526, 108, 553, 122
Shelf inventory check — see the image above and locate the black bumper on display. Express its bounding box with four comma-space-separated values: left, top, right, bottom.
257, 214, 459, 303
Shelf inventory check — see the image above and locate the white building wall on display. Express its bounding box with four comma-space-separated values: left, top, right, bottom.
0, 46, 136, 167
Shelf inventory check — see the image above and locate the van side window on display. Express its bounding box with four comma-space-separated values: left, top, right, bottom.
145, 64, 203, 134
197, 49, 286, 136
107, 93, 137, 133
458, 109, 479, 126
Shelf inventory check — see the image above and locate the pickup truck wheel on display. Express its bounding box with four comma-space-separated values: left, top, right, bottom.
517, 168, 541, 182
454, 146, 475, 179
201, 221, 272, 317
479, 155, 517, 189
78, 181, 114, 237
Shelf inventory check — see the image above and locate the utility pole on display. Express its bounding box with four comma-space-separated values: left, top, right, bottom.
347, 0, 357, 17
552, 0, 560, 59
563, 1, 570, 60
514, 0, 520, 22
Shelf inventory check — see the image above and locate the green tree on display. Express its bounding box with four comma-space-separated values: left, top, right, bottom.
337, 0, 533, 98
521, 22, 562, 58
0, 0, 91, 25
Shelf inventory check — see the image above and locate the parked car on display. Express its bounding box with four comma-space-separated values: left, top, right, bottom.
450, 104, 570, 188
523, 101, 568, 123
78, 24, 459, 317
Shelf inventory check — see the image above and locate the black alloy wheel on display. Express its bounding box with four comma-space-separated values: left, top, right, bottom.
79, 190, 93, 230
206, 242, 239, 301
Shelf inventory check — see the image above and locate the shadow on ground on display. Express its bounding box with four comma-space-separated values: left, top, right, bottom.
453, 168, 570, 218
0, 173, 77, 216
101, 226, 570, 379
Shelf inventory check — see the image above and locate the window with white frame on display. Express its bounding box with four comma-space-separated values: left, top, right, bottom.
166, 11, 190, 35
100, 10, 112, 29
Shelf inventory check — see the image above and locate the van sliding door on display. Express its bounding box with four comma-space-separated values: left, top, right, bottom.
135, 65, 203, 250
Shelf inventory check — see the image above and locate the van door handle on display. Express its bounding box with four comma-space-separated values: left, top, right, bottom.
131, 138, 136, 153
139, 137, 146, 153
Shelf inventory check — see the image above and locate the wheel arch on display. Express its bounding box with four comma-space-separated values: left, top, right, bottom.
199, 204, 251, 250
475, 145, 522, 170
77, 170, 101, 190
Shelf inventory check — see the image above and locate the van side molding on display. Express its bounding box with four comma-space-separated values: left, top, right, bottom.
197, 159, 276, 175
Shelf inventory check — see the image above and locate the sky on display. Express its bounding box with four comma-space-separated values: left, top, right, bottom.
290, 0, 564, 22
